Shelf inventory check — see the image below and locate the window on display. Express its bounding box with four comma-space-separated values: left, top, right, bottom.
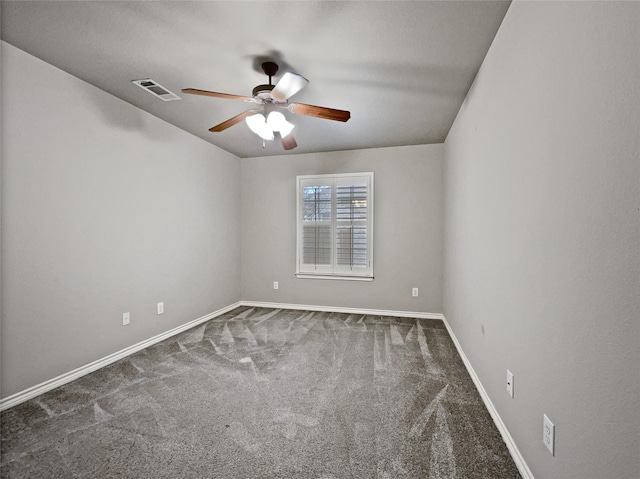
296, 172, 373, 280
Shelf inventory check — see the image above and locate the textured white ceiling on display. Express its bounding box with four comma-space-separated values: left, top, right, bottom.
1, 1, 510, 158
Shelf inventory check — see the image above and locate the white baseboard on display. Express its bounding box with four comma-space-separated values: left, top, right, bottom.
0, 302, 243, 412
441, 315, 534, 479
240, 300, 445, 321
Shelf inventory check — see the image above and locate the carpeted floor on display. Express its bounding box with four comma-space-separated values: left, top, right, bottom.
1, 307, 520, 478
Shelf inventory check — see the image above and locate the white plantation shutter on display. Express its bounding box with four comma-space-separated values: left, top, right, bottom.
335, 178, 369, 274
300, 183, 333, 274
297, 173, 373, 279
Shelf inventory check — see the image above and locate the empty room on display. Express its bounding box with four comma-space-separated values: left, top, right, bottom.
1, 1, 638, 478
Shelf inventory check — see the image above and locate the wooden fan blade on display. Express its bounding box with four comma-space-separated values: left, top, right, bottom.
271, 72, 309, 101
182, 88, 255, 102
282, 135, 298, 151
209, 110, 255, 132
288, 103, 351, 122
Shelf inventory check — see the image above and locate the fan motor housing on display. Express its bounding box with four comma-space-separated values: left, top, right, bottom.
252, 84, 275, 98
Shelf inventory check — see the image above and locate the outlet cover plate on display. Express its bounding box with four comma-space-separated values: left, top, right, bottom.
122, 312, 130, 326
157, 302, 164, 315
543, 413, 555, 455
506, 369, 514, 398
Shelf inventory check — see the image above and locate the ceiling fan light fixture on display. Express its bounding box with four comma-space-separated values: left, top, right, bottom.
266, 111, 295, 138
245, 113, 274, 141
184, 61, 348, 151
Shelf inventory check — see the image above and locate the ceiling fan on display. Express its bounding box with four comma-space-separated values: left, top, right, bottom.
182, 62, 350, 151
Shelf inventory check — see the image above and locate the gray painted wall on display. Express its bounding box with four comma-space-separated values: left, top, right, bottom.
3, 4, 638, 476
443, 3, 639, 478
1, 42, 242, 398
240, 145, 444, 313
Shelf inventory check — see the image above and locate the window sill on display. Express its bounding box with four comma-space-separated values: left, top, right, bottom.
295, 273, 374, 282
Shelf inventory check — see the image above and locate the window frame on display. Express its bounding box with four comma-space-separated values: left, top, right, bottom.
296, 172, 374, 281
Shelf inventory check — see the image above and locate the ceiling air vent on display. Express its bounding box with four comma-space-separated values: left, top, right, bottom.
132, 79, 181, 101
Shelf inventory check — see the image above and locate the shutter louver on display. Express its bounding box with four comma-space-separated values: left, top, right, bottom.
336, 183, 368, 269
303, 225, 331, 265
336, 226, 367, 266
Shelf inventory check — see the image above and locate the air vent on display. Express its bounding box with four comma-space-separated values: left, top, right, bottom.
132, 79, 181, 101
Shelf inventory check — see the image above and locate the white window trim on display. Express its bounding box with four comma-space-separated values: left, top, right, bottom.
296, 172, 374, 281
294, 273, 374, 282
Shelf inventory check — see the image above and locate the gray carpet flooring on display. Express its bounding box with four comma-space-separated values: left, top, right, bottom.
1, 307, 520, 478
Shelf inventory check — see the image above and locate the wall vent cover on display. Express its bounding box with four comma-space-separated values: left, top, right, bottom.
132, 79, 181, 101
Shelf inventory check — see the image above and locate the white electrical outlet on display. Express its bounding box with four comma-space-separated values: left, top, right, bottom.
273, 281, 279, 290
543, 413, 555, 455
157, 302, 164, 315
412, 287, 419, 297
122, 312, 130, 326
506, 369, 514, 398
